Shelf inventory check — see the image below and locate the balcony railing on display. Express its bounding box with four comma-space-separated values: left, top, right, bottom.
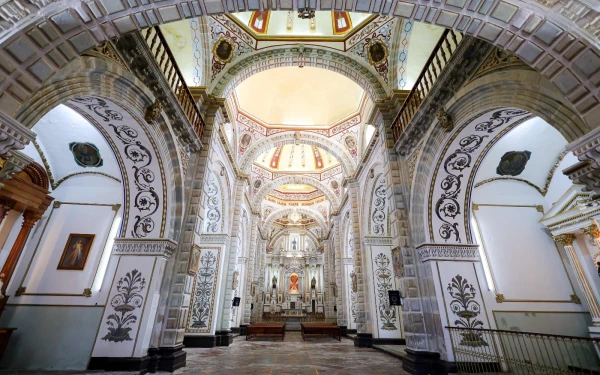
447, 326, 600, 374
141, 27, 205, 140
391, 30, 463, 143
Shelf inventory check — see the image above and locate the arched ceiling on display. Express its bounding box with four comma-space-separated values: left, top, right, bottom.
235, 67, 364, 127
256, 144, 340, 172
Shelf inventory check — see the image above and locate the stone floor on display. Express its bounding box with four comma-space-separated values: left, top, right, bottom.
0, 333, 408, 375
176, 332, 408, 374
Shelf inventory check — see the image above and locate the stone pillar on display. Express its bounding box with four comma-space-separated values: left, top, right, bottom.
553, 234, 600, 326
1, 210, 40, 294
89, 238, 177, 373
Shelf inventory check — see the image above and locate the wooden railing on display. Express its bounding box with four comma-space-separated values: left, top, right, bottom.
142, 27, 205, 141
391, 30, 463, 143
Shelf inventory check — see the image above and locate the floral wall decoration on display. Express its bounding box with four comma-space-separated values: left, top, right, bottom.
431, 108, 531, 243
102, 269, 146, 342
447, 274, 488, 347
188, 248, 221, 333
349, 269, 357, 324
204, 171, 224, 233
370, 175, 388, 236
373, 253, 397, 331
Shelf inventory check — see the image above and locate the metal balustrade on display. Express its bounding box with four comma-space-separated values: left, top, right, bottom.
391, 30, 463, 143
447, 326, 600, 374
141, 27, 205, 141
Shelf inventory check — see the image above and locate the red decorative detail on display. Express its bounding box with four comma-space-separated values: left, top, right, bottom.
270, 146, 283, 169
332, 12, 352, 35
249, 11, 270, 34
312, 146, 323, 169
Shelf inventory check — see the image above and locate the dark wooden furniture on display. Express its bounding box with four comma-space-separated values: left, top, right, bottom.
0, 328, 16, 360
246, 323, 286, 341
301, 323, 341, 341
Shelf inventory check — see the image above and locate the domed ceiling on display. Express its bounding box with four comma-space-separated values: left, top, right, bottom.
256, 144, 340, 172
235, 67, 364, 126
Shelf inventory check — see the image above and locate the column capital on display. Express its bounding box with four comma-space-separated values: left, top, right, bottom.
22, 210, 42, 228
553, 233, 577, 246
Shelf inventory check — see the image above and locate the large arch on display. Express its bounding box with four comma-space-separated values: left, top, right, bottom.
240, 131, 357, 175
210, 46, 388, 101
263, 207, 328, 232
252, 175, 339, 211
0, 1, 598, 129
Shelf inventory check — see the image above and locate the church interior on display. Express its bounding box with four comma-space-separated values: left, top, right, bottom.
0, 1, 599, 374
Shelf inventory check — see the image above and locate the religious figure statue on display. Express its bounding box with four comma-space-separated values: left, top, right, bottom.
292, 238, 297, 250
272, 275, 277, 289
232, 271, 239, 290
311, 276, 316, 289
0, 273, 4, 300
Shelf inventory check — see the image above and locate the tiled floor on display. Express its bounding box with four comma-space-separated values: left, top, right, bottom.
175, 332, 408, 375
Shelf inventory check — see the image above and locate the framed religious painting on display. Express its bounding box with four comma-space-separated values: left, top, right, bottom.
57, 234, 95, 270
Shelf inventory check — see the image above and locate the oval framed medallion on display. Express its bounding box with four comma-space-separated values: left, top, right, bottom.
212, 36, 235, 64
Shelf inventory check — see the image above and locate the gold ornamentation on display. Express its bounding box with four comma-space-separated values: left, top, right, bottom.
212, 36, 236, 64
54, 171, 121, 189
582, 224, 600, 242
366, 38, 388, 67
112, 204, 121, 212
83, 288, 92, 297
475, 177, 544, 195
536, 205, 544, 213
53, 201, 61, 208
553, 233, 577, 246
144, 100, 163, 124
15, 286, 26, 296
472, 203, 479, 211
495, 293, 505, 303
437, 108, 454, 132
570, 294, 582, 304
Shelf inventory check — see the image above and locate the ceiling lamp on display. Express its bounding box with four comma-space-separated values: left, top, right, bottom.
289, 209, 301, 223
298, 5, 315, 20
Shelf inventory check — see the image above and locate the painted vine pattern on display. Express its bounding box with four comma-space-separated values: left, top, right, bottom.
190, 251, 218, 330
349, 270, 357, 324
435, 109, 528, 242
204, 174, 222, 233
102, 269, 146, 342
72, 97, 160, 238
447, 274, 488, 347
371, 176, 387, 235
374, 253, 397, 331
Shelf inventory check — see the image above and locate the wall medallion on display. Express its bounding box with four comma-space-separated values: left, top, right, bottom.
212, 36, 235, 64
69, 142, 103, 168
496, 150, 531, 176
344, 135, 357, 150
366, 38, 389, 67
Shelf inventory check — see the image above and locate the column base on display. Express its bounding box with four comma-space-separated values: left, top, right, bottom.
230, 327, 241, 334
183, 335, 216, 348
373, 338, 406, 345
216, 330, 233, 346
402, 349, 457, 375
353, 333, 373, 348
88, 356, 151, 374
147, 344, 187, 372
240, 324, 249, 336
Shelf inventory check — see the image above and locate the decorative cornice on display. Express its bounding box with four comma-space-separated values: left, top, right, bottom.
198, 234, 231, 245
362, 236, 392, 246
0, 109, 36, 158
553, 233, 577, 246
113, 238, 177, 257
0, 150, 33, 180
475, 176, 545, 196
415, 243, 481, 262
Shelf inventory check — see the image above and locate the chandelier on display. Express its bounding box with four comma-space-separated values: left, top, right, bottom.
298, 0, 315, 20
289, 209, 301, 223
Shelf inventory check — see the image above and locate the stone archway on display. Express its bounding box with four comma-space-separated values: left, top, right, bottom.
263, 207, 328, 231
240, 131, 357, 176
210, 46, 388, 101
0, 1, 598, 129
252, 175, 339, 211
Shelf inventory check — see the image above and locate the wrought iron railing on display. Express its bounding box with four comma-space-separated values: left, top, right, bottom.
447, 326, 600, 374
391, 30, 463, 143
141, 27, 205, 140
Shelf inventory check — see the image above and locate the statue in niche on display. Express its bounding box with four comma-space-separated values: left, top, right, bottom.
311, 276, 316, 289
232, 271, 239, 290
272, 275, 277, 289
292, 238, 297, 250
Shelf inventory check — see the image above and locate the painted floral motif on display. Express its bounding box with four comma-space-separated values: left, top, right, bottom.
371, 176, 387, 235
102, 269, 146, 342
374, 253, 397, 330
435, 109, 528, 242
72, 97, 160, 238
447, 274, 488, 347
204, 174, 222, 233
349, 270, 357, 324
190, 251, 218, 330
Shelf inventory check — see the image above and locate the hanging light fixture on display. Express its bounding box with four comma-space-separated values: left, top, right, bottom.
298, 0, 315, 20
289, 208, 301, 223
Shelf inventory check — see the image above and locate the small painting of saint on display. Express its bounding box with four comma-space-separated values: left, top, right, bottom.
330, 180, 339, 190
332, 12, 352, 35
69, 142, 103, 168
391, 247, 404, 278
254, 179, 262, 189
188, 246, 201, 275
249, 11, 270, 34
496, 150, 531, 176
366, 39, 389, 67
344, 136, 357, 150
240, 133, 252, 148
57, 234, 95, 270
212, 37, 235, 64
